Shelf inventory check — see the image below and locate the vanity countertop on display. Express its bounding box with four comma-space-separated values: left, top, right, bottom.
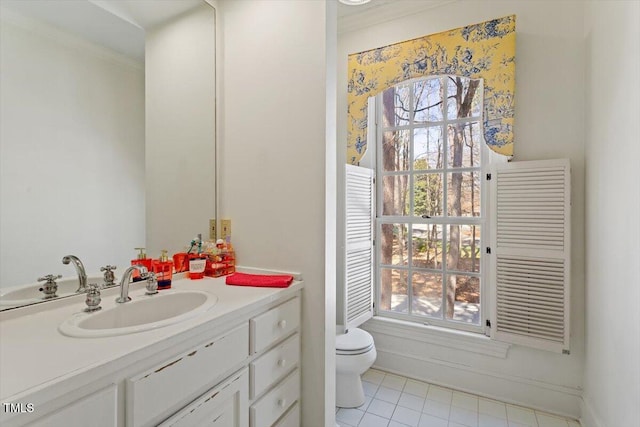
0, 273, 303, 402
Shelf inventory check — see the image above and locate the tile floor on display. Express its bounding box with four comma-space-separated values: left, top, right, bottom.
336, 369, 581, 427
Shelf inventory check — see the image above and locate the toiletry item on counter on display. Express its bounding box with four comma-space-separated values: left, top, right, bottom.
188, 254, 207, 280
225, 272, 293, 288
173, 252, 189, 273
131, 248, 153, 282
204, 239, 236, 277
188, 234, 203, 255
174, 234, 205, 274
153, 250, 173, 290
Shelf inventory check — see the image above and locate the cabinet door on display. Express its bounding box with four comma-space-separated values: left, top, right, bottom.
29, 385, 117, 427
159, 368, 248, 427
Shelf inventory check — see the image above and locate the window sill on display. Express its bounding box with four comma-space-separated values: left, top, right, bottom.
362, 316, 511, 359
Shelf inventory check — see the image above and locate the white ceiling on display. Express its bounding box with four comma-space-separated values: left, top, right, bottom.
89, 0, 203, 30
337, 0, 457, 34
1, 0, 456, 61
0, 0, 204, 62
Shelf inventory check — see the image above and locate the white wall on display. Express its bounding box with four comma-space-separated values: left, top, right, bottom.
338, 0, 586, 417
145, 4, 216, 257
582, 1, 640, 426
0, 12, 145, 286
325, 0, 338, 424
218, 1, 332, 425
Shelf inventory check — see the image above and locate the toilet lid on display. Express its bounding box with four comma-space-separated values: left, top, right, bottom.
336, 328, 374, 354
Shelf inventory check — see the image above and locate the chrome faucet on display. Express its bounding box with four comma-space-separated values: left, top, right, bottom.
62, 255, 87, 293
116, 265, 148, 304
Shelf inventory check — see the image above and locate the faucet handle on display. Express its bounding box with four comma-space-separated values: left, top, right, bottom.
37, 274, 62, 299
100, 265, 117, 287
38, 274, 62, 282
84, 283, 102, 312
145, 272, 158, 295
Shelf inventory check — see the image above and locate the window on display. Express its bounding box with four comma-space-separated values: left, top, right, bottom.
375, 76, 485, 332
344, 80, 571, 351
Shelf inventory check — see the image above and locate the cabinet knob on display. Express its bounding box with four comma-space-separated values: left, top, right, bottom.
277, 320, 287, 329
277, 398, 286, 408
277, 358, 286, 368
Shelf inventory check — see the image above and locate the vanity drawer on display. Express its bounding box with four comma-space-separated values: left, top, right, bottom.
250, 333, 300, 399
127, 324, 249, 427
159, 368, 248, 427
273, 402, 299, 427
250, 369, 299, 427
250, 297, 300, 354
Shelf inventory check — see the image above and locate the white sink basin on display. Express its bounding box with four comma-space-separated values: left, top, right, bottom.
0, 275, 109, 308
59, 290, 218, 338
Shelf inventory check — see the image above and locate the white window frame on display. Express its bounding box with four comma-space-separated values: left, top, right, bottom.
372, 75, 497, 334
355, 82, 570, 352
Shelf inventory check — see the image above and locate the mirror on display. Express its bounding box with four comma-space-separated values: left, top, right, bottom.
0, 0, 217, 310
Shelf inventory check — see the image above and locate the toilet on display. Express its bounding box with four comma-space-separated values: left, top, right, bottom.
335, 328, 377, 408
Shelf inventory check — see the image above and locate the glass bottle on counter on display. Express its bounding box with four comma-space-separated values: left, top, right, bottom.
153, 250, 174, 290
131, 247, 153, 282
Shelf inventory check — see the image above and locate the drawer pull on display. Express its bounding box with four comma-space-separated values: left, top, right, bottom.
277, 358, 286, 367
277, 398, 287, 408
278, 320, 287, 329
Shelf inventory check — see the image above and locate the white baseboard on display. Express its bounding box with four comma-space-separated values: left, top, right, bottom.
372, 347, 582, 419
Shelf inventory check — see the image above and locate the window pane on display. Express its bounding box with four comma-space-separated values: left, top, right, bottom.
447, 171, 480, 217
411, 272, 443, 318
413, 127, 443, 170
447, 122, 481, 168
446, 225, 481, 273
382, 130, 410, 172
445, 274, 480, 324
379, 268, 408, 313
447, 77, 482, 120
376, 77, 484, 332
412, 224, 443, 269
382, 175, 409, 216
382, 85, 410, 127
413, 173, 443, 218
380, 223, 409, 266
414, 78, 443, 123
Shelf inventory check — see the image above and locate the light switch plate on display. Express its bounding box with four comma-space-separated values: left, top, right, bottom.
221, 219, 231, 241
209, 219, 216, 240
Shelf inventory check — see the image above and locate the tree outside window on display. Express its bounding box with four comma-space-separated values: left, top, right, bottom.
378, 76, 483, 328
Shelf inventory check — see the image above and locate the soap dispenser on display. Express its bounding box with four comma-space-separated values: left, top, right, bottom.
153, 250, 174, 290
131, 248, 153, 282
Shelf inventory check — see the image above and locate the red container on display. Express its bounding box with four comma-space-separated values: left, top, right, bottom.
188, 255, 207, 280
173, 253, 190, 273
204, 250, 236, 278
131, 258, 153, 282
153, 255, 174, 290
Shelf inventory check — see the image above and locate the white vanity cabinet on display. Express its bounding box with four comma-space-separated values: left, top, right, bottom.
0, 280, 303, 427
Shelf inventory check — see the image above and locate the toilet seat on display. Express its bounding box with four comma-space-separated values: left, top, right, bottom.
336, 328, 374, 355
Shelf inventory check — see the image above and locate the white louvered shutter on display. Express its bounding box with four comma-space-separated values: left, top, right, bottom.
489, 159, 571, 353
344, 164, 375, 330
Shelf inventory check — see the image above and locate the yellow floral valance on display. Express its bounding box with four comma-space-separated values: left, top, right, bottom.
347, 15, 516, 164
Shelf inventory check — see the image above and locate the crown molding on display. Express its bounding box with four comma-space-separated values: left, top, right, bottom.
338, 0, 458, 35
